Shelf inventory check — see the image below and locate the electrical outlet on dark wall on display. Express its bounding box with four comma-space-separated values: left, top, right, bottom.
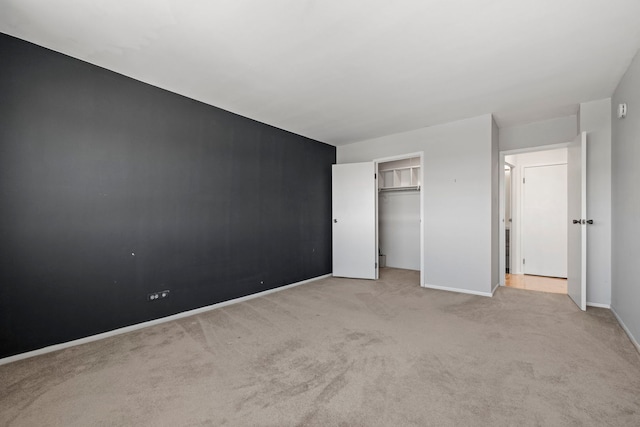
0, 33, 336, 359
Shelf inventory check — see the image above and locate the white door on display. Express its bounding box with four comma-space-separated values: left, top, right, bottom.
332, 162, 377, 279
567, 132, 587, 310
522, 164, 568, 277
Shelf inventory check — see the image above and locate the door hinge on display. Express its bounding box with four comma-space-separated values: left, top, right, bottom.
523, 177, 525, 184
523, 258, 525, 265
374, 173, 377, 179
375, 262, 378, 268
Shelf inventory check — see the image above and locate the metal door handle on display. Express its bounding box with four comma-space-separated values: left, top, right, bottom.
334, 219, 338, 223
587, 219, 594, 224
572, 219, 580, 224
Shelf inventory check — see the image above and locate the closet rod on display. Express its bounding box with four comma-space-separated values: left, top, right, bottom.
378, 186, 420, 193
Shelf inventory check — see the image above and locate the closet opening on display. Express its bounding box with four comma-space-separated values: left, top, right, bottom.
376, 154, 423, 285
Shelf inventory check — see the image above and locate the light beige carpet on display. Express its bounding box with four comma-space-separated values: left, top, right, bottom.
1, 268, 639, 426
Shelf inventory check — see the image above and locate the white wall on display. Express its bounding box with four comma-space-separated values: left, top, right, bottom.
505, 149, 568, 275
338, 114, 495, 296
379, 191, 420, 270
499, 115, 577, 151
611, 49, 640, 350
579, 98, 612, 306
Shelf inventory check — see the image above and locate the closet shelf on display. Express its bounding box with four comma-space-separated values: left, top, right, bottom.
379, 185, 420, 192
378, 159, 420, 190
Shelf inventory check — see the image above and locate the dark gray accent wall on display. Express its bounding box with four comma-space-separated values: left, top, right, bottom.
0, 33, 335, 358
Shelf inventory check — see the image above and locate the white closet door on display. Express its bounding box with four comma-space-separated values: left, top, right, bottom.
332, 163, 377, 279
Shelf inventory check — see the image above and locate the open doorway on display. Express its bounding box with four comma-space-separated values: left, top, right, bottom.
376, 154, 423, 285
503, 148, 568, 295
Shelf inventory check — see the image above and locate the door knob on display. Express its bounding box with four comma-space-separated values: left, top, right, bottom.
334, 219, 338, 223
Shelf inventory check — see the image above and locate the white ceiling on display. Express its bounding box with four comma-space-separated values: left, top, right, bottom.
2, 0, 640, 146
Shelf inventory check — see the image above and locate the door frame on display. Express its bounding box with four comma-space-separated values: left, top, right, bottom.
504, 161, 514, 274
374, 152, 425, 286
499, 143, 571, 286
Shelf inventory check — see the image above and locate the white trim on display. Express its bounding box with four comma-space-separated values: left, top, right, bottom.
491, 282, 500, 296
611, 306, 640, 354
521, 161, 567, 168
499, 154, 505, 283
0, 274, 331, 366
501, 141, 571, 156
586, 302, 611, 309
421, 283, 493, 297
419, 152, 424, 288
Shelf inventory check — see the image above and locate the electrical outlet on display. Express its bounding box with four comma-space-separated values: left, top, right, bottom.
148, 290, 170, 301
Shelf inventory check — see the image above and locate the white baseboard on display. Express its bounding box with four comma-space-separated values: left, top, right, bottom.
491, 282, 500, 296
422, 283, 493, 297
0, 274, 332, 366
586, 302, 611, 309
610, 306, 640, 355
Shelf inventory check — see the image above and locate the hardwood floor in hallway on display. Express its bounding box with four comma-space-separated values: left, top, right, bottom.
505, 274, 567, 294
